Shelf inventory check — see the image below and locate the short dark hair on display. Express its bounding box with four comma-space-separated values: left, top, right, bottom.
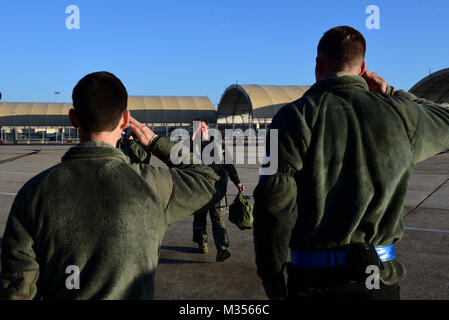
317, 26, 366, 70
72, 71, 128, 132
194, 117, 209, 126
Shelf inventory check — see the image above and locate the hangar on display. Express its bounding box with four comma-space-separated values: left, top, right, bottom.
216, 84, 310, 129
216, 68, 449, 130
1, 68, 448, 144
0, 96, 216, 143
409, 68, 449, 106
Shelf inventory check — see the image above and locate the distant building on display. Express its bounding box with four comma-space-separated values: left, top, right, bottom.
0, 96, 216, 144
217, 84, 310, 130
2, 70, 448, 144
410, 68, 449, 106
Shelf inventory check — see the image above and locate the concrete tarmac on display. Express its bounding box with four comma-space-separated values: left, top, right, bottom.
0, 145, 448, 300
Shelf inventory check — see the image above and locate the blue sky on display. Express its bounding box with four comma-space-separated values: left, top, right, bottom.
0, 0, 447, 106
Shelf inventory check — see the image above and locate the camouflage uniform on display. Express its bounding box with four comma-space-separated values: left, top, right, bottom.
192, 138, 241, 253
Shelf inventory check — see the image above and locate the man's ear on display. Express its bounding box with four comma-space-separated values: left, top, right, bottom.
69, 109, 80, 128
120, 111, 130, 130
358, 60, 367, 76
315, 57, 325, 80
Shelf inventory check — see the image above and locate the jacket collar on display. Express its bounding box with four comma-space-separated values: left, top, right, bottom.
62, 141, 129, 163
306, 74, 369, 95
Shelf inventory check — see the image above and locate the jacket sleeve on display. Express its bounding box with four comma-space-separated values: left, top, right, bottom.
223, 164, 241, 186
253, 105, 307, 299
216, 142, 240, 186
133, 137, 226, 225
0, 188, 40, 300
390, 88, 449, 163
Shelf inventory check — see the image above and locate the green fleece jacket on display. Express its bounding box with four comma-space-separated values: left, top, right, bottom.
0, 137, 226, 300
253, 75, 449, 292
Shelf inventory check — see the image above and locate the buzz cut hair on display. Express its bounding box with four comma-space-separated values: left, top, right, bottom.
317, 26, 366, 70
72, 71, 128, 132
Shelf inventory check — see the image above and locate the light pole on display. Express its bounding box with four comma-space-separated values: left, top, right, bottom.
55, 91, 61, 103
55, 92, 62, 143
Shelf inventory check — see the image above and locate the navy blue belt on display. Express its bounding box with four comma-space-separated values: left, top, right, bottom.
291, 244, 396, 269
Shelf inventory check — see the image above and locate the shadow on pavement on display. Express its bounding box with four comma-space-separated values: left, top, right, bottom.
159, 246, 212, 265
158, 258, 211, 265
161, 246, 200, 254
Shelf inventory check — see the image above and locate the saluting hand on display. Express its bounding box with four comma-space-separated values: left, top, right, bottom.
129, 116, 156, 148
362, 69, 388, 94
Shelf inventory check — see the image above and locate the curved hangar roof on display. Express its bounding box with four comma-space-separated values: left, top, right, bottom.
0, 96, 216, 127
217, 84, 310, 124
410, 68, 449, 105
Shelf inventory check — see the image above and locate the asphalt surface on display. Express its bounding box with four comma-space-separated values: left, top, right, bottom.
0, 144, 448, 300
